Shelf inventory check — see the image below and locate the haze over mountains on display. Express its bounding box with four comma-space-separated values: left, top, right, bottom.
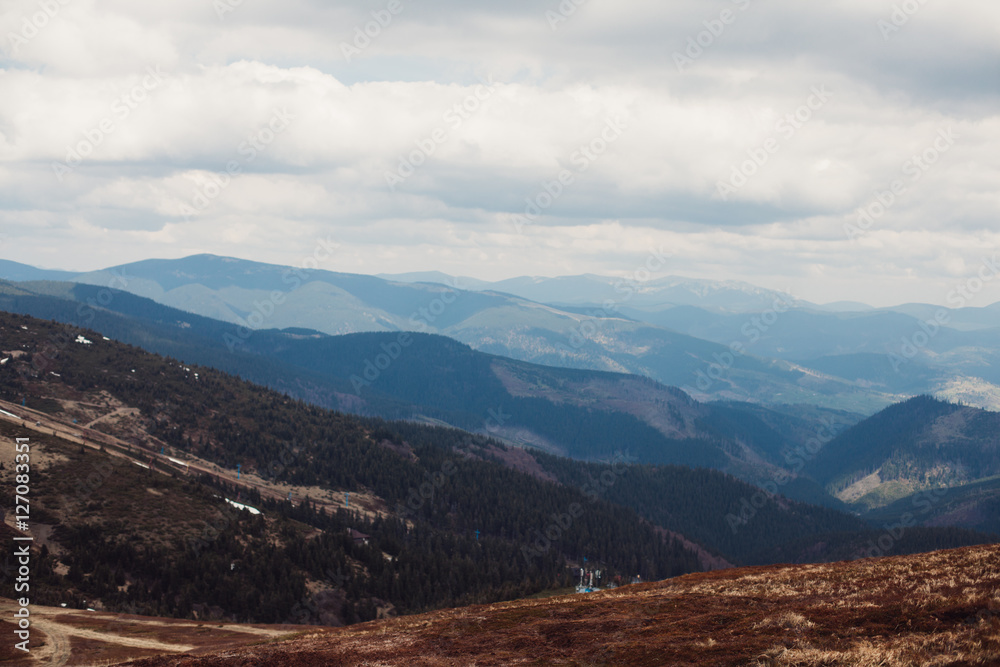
3, 254, 999, 413
1, 260, 998, 663
0, 311, 993, 579
4, 0, 997, 661
2, 263, 1000, 532
0, 276, 860, 507
383, 269, 1000, 402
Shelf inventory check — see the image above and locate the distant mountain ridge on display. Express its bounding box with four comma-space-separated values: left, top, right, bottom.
0, 277, 858, 507
2, 283, 997, 545
381, 271, 807, 313
378, 269, 1000, 408
0, 255, 897, 412
6, 276, 1000, 534
2, 255, 999, 411
0, 259, 77, 282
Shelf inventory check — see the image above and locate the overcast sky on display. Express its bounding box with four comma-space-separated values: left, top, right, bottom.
0, 0, 997, 307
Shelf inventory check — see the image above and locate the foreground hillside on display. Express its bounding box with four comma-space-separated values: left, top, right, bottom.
0, 314, 705, 625
95, 543, 999, 666
0, 598, 316, 666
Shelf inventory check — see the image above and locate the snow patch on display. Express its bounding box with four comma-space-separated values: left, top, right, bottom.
225, 498, 262, 515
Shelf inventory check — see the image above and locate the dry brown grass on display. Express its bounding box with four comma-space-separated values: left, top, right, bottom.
753, 611, 816, 632
97, 542, 1000, 667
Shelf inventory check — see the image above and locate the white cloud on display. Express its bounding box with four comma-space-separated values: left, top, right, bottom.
0, 0, 997, 306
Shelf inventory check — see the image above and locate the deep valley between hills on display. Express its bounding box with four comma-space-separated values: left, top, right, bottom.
4, 0, 999, 657
0, 287, 998, 664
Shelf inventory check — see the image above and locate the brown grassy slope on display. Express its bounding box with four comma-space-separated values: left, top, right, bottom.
0, 600, 316, 667
119, 543, 1000, 667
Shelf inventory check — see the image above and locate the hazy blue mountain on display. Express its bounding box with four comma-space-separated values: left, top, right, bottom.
382, 271, 804, 313
63, 254, 899, 413
814, 301, 876, 312
599, 303, 1000, 409
0, 259, 78, 282
72, 254, 516, 334
375, 270, 493, 290
639, 307, 965, 361
802, 353, 947, 393
0, 278, 862, 508
10, 305, 992, 594
6, 280, 999, 529
882, 302, 1000, 331
6, 253, 998, 411
381, 268, 1000, 410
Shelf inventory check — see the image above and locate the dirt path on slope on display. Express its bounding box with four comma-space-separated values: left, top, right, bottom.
28, 613, 195, 667
30, 618, 71, 667
83, 406, 140, 429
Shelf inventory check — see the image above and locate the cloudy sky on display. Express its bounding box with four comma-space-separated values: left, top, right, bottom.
0, 0, 997, 307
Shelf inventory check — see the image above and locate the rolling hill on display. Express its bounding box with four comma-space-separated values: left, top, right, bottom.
1, 309, 990, 593
6, 279, 1000, 521
386, 269, 1000, 410
2, 255, 904, 412
0, 278, 864, 507
806, 395, 1000, 510
8, 255, 1000, 412
864, 475, 1000, 536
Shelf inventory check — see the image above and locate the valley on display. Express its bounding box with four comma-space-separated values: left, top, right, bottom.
4, 4, 997, 664
0, 265, 997, 665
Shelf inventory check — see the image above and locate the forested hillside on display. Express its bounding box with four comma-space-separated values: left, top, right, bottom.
0, 311, 702, 624
1, 310, 994, 627
0, 280, 858, 504
806, 395, 1000, 507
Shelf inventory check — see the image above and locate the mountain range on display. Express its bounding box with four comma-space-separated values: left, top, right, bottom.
0, 277, 856, 507
1, 275, 998, 644
6, 308, 993, 629
2, 275, 999, 528
5, 255, 1000, 413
